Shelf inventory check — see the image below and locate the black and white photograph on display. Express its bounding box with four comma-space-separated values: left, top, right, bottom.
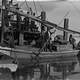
0, 0, 80, 80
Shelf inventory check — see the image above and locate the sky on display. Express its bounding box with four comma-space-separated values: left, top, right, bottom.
16, 1, 80, 32
17, 0, 80, 43
1, 0, 80, 32
17, 0, 80, 1
13, 0, 80, 32
1, 0, 80, 76
1, 0, 80, 41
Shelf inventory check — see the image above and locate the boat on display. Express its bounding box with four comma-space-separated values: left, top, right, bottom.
0, 0, 79, 80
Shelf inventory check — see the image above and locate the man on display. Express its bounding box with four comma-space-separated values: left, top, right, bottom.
69, 34, 76, 49
30, 13, 36, 32
23, 12, 30, 31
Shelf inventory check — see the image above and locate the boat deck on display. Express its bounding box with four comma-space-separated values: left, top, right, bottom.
0, 45, 79, 66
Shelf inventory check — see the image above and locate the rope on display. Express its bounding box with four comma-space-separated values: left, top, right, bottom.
39, 37, 50, 52
69, 2, 80, 15
38, 1, 44, 11
58, 10, 70, 25
33, 0, 38, 16
19, 2, 24, 8
69, 2, 80, 37
10, 24, 18, 64
25, 0, 30, 11
38, 30, 56, 53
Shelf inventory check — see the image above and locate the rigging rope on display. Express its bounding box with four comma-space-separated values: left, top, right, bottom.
33, 0, 38, 16
69, 2, 80, 15
38, 1, 44, 11
69, 2, 80, 36
25, 0, 30, 11
58, 10, 70, 25
19, 2, 24, 8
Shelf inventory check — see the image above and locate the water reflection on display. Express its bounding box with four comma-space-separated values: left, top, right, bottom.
51, 55, 80, 80
0, 55, 79, 80
14, 55, 80, 80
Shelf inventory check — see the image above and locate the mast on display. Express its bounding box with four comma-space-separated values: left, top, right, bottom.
1, 0, 14, 47
41, 11, 46, 33
63, 18, 69, 41
40, 11, 46, 48
1, 0, 8, 43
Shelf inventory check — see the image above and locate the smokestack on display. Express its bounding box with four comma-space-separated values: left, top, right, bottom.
63, 18, 69, 41
1, 0, 8, 43
41, 11, 46, 32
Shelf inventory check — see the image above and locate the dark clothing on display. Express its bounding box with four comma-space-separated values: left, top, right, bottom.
16, 14, 22, 31
69, 37, 75, 44
44, 31, 49, 42
69, 36, 76, 49
23, 17, 29, 31
41, 25, 45, 32
30, 20, 35, 31
16, 14, 22, 45
77, 41, 80, 50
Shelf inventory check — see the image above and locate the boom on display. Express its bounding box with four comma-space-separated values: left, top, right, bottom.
5, 6, 80, 34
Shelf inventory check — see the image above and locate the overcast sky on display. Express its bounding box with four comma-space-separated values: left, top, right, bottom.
1, 0, 80, 36
1, 0, 80, 31
15, 0, 80, 42
12, 0, 80, 31
16, 1, 80, 31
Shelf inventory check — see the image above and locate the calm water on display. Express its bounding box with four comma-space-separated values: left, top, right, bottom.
51, 55, 80, 80
66, 56, 80, 80
26, 55, 80, 80
0, 55, 80, 80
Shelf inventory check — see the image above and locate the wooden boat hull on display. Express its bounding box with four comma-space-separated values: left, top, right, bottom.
0, 46, 79, 67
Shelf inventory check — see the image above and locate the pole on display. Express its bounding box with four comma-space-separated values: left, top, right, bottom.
63, 18, 69, 41
41, 11, 46, 48
41, 11, 46, 33
1, 0, 7, 43
62, 65, 66, 80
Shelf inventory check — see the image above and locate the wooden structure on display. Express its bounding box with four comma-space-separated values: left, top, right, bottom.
0, 0, 80, 80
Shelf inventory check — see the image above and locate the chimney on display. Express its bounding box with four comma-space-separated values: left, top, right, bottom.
41, 11, 46, 32
63, 18, 69, 41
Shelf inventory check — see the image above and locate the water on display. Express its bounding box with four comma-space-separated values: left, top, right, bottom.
0, 55, 80, 80
66, 56, 80, 80
29, 55, 80, 80
50, 55, 80, 80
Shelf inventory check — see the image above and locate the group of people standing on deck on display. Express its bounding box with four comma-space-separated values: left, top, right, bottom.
23, 9, 37, 32
16, 7, 37, 32
69, 34, 80, 50
69, 34, 76, 49
0, 5, 39, 47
